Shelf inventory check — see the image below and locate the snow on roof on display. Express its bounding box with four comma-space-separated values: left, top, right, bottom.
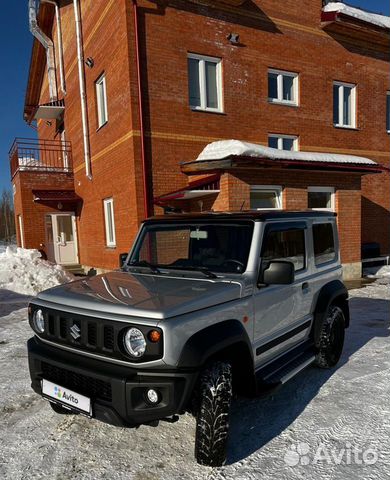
323, 2, 390, 30
196, 140, 378, 166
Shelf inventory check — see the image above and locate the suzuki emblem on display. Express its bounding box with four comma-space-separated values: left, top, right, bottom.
70, 323, 81, 340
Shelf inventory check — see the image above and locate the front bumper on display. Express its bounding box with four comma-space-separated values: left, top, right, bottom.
27, 336, 198, 427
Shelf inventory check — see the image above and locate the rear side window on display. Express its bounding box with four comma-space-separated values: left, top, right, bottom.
262, 228, 306, 271
313, 223, 336, 265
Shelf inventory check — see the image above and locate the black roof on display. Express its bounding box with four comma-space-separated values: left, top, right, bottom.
146, 210, 337, 223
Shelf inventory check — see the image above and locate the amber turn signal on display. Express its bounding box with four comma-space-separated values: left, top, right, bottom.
148, 330, 161, 343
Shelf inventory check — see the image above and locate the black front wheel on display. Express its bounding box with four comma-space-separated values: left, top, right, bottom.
315, 305, 345, 369
194, 361, 233, 467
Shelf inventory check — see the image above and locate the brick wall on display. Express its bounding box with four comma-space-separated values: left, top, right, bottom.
183, 170, 362, 266
14, 0, 390, 273
12, 172, 75, 252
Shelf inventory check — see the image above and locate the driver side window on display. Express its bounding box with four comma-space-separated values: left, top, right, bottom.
261, 227, 306, 271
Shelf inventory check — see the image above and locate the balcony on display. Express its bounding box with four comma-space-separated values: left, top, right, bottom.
9, 138, 73, 179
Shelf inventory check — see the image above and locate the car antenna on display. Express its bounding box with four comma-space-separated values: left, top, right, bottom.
240, 201, 246, 211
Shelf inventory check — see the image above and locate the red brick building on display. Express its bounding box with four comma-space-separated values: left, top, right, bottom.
10, 0, 390, 279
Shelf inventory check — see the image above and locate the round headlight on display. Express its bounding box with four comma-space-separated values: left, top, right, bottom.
124, 328, 146, 358
33, 309, 45, 334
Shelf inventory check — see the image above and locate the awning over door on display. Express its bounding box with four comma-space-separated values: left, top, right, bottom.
154, 174, 220, 206
32, 189, 82, 208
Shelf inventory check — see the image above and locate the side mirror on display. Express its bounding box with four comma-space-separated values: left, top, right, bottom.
259, 261, 295, 286
119, 253, 128, 268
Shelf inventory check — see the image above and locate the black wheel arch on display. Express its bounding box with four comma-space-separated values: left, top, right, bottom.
178, 319, 255, 395
312, 280, 350, 348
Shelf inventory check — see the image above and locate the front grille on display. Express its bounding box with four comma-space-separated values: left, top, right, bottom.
41, 362, 112, 402
32, 307, 164, 363
41, 309, 124, 360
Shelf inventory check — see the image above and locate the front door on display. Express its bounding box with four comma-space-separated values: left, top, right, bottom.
253, 222, 313, 369
46, 213, 78, 265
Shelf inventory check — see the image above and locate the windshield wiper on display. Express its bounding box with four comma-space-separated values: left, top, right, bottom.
165, 265, 217, 279
128, 260, 162, 274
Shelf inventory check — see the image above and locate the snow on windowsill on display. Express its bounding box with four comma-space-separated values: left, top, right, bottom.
323, 2, 390, 30
195, 140, 378, 166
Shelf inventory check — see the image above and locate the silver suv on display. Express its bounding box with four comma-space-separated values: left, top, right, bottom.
27, 211, 349, 466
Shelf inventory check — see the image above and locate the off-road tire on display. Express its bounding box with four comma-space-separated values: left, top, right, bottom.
195, 361, 232, 467
49, 401, 76, 415
315, 305, 345, 369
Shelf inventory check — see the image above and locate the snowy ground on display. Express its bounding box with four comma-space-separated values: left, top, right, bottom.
0, 275, 389, 479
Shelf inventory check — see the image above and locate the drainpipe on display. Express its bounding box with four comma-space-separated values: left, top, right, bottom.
73, 0, 92, 179
41, 0, 66, 95
132, 0, 151, 218
29, 0, 58, 101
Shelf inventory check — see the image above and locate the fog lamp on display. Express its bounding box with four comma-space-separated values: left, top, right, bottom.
146, 389, 160, 405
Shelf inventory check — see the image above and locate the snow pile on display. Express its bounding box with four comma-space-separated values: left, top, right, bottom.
323, 2, 390, 30
195, 140, 377, 165
0, 247, 74, 296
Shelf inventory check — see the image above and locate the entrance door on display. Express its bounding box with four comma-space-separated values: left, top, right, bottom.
47, 213, 78, 265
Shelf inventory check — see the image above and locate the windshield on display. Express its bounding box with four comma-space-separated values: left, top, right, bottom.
128, 222, 254, 274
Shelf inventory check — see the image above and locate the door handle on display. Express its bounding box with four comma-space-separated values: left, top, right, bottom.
302, 282, 310, 291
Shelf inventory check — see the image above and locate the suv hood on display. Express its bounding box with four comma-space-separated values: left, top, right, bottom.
35, 271, 243, 320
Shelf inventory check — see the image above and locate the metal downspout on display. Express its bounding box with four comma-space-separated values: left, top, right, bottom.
41, 0, 66, 95
73, 0, 92, 179
28, 0, 58, 101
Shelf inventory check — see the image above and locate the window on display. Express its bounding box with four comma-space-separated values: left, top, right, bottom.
188, 54, 223, 112
308, 187, 335, 211
268, 134, 299, 151
268, 69, 298, 105
262, 227, 306, 271
387, 92, 390, 132
18, 215, 25, 249
103, 198, 116, 247
95, 73, 108, 128
132, 223, 254, 274
333, 82, 356, 128
313, 223, 336, 266
250, 186, 282, 210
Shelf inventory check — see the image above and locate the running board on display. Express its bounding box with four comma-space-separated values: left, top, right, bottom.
275, 354, 316, 384
255, 342, 316, 394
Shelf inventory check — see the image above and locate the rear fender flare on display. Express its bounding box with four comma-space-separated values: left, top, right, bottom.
312, 280, 350, 347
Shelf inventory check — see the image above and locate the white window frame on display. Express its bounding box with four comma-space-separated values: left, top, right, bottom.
250, 185, 283, 210
308, 187, 335, 212
386, 91, 390, 133
333, 81, 356, 129
96, 73, 108, 128
187, 53, 223, 113
103, 198, 116, 247
268, 134, 299, 151
18, 215, 25, 249
268, 69, 299, 106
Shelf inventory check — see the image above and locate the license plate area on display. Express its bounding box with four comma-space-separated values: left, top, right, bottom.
42, 379, 92, 416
